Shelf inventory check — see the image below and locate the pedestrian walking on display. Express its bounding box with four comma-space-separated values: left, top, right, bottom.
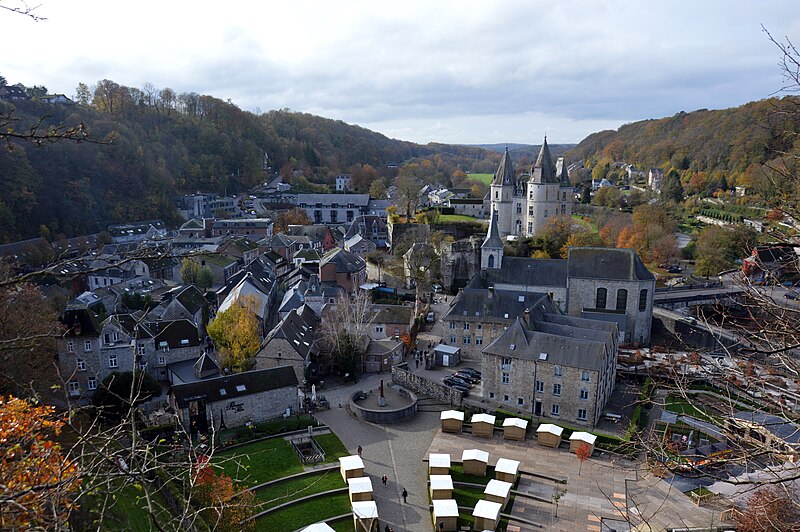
439, 520, 445, 531
415, 359, 419, 369
382, 474, 388, 487
401, 488, 408, 503
357, 445, 363, 457
384, 525, 389, 532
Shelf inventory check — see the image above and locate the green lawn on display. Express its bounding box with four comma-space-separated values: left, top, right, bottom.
216, 438, 303, 487
96, 483, 173, 532
467, 173, 493, 185
255, 493, 352, 531
315, 433, 350, 462
254, 469, 345, 508
449, 465, 493, 486
437, 214, 486, 223
665, 394, 714, 422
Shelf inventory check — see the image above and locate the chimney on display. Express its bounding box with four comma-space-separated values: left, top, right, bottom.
523, 309, 530, 325
487, 286, 494, 299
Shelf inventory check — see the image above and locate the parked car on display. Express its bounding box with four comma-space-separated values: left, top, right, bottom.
785, 290, 799, 300
426, 311, 435, 323
432, 284, 443, 293
460, 367, 481, 377
443, 376, 473, 388
452, 372, 480, 384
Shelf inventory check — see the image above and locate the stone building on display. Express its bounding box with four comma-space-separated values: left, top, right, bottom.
170, 365, 298, 436
481, 309, 618, 429
257, 304, 322, 384
489, 139, 573, 238
319, 248, 367, 293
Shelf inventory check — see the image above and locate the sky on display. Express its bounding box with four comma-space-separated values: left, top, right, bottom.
4, 0, 800, 145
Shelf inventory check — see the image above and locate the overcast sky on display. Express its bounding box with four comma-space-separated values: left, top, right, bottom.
4, 1, 799, 145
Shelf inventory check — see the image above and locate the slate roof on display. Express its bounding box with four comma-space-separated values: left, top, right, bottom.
286, 224, 329, 243
567, 247, 654, 281
482, 316, 611, 372
264, 304, 321, 359
216, 256, 275, 303
371, 305, 414, 325
320, 248, 365, 273
482, 209, 504, 250
733, 411, 800, 445
344, 215, 388, 241
61, 307, 102, 337
476, 257, 568, 288
171, 365, 298, 408
530, 138, 558, 184
107, 220, 165, 238
443, 290, 555, 324
150, 319, 201, 349
218, 275, 272, 320
492, 147, 516, 187
174, 285, 207, 314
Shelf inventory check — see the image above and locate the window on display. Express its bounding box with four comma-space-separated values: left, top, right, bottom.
476, 324, 482, 330
489, 392, 495, 399
463, 323, 470, 330
501, 357, 512, 371
616, 289, 628, 311
235, 384, 247, 392
108, 354, 118, 368
375, 325, 384, 333
528, 206, 534, 215
581, 370, 590, 382
450, 334, 457, 344
88, 378, 97, 391
562, 192, 567, 201
596, 287, 607, 309
577, 408, 587, 421
138, 345, 146, 356
68, 381, 80, 396
495, 191, 499, 199
553, 383, 562, 396
180, 339, 190, 346
449, 322, 456, 329
158, 356, 166, 366
639, 289, 649, 311
554, 365, 562, 377
463, 336, 471, 345
535, 380, 544, 393
77, 358, 85, 371
501, 372, 510, 384
138, 360, 147, 371
159, 341, 169, 352
84, 340, 92, 352
475, 336, 483, 345
580, 388, 589, 400
517, 397, 524, 406
516, 203, 522, 214
219, 388, 227, 396
112, 332, 120, 342
503, 394, 510, 402
551, 404, 560, 416
67, 340, 74, 352
527, 222, 533, 233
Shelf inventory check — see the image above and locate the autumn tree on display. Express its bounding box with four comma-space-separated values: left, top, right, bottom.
273, 208, 312, 234
180, 258, 201, 285
735, 485, 798, 532
207, 296, 261, 373
193, 467, 256, 532
660, 169, 685, 203
560, 229, 606, 258
592, 186, 623, 208
533, 215, 573, 258
575, 442, 591, 475
396, 175, 422, 220
369, 178, 388, 199
196, 266, 214, 290
0, 396, 81, 530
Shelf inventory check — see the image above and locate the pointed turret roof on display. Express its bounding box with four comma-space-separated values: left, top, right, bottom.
482, 209, 504, 250
491, 147, 516, 187
530, 137, 558, 184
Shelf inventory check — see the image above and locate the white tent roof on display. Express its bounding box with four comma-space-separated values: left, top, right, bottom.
300, 524, 336, 532
352, 500, 379, 519
441, 410, 465, 421
471, 413, 496, 425
432, 498, 459, 517
536, 423, 564, 437
473, 499, 502, 520
484, 479, 513, 498
339, 455, 365, 470
502, 417, 528, 429
462, 448, 489, 463
569, 431, 597, 445
348, 476, 373, 494
430, 475, 454, 490
433, 344, 459, 355
429, 453, 451, 468
494, 458, 520, 475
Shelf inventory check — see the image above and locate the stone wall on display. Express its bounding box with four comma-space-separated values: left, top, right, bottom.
391, 366, 464, 406
349, 389, 418, 424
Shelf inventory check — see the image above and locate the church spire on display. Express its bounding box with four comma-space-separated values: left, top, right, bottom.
531, 137, 557, 184
491, 146, 516, 186
481, 209, 504, 270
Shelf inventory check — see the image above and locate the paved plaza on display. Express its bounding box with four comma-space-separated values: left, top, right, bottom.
314, 371, 724, 532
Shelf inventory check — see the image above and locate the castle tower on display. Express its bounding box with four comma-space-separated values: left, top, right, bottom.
557, 156, 573, 220
489, 147, 516, 238
525, 137, 562, 236
481, 209, 504, 270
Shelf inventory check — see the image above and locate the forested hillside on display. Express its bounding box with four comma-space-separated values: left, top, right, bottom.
567, 97, 800, 183
0, 80, 482, 242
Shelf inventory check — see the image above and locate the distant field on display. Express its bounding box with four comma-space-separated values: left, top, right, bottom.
466, 173, 493, 185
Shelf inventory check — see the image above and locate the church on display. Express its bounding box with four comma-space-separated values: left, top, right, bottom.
489, 137, 573, 238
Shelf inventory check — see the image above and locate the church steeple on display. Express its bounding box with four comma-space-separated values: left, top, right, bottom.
481, 209, 504, 270
530, 136, 557, 184
491, 146, 516, 187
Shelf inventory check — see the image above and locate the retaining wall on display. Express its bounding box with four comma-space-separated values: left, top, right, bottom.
391, 366, 463, 406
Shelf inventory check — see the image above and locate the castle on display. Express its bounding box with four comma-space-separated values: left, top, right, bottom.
489, 137, 573, 238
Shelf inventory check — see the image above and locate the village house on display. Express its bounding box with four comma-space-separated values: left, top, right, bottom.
211, 218, 274, 239
319, 248, 367, 293
257, 304, 322, 384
